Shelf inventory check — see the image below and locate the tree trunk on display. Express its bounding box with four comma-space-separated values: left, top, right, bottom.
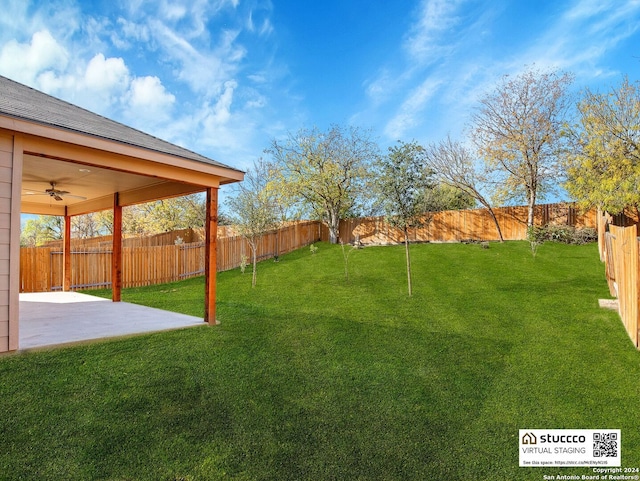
404, 227, 412, 297
487, 206, 504, 242
527, 192, 536, 228
328, 226, 338, 244
327, 210, 340, 244
250, 241, 258, 288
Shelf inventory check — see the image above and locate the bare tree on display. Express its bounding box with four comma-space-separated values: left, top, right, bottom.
425, 136, 504, 241
471, 67, 574, 227
226, 159, 281, 287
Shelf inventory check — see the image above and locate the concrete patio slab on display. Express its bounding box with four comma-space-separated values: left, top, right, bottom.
19, 292, 204, 350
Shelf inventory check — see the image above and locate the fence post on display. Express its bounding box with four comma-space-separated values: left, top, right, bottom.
112, 193, 123, 302
204, 187, 219, 325
63, 212, 71, 291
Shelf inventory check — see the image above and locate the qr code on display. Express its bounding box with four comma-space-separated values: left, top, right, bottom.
593, 432, 618, 457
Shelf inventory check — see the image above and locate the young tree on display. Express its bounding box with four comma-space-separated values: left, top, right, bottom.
226, 159, 281, 287
564, 77, 640, 214
471, 67, 574, 226
267, 124, 379, 244
374, 141, 435, 296
425, 136, 504, 241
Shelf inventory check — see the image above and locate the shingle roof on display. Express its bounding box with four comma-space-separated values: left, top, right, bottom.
0, 75, 241, 173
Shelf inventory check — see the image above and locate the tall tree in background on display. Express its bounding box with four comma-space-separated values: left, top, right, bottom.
564, 77, 640, 214
226, 159, 282, 287
20, 216, 63, 246
267, 124, 378, 244
374, 141, 435, 296
125, 194, 207, 236
471, 67, 574, 227
72, 211, 113, 238
425, 136, 504, 241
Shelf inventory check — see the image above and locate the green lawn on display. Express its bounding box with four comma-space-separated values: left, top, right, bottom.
1, 241, 639, 480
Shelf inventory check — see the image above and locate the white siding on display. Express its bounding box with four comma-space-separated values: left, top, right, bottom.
0, 132, 14, 351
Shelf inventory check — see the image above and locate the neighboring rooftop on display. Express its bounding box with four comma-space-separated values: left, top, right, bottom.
0, 75, 242, 173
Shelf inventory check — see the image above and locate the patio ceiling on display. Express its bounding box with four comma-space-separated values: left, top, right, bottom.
21, 154, 205, 216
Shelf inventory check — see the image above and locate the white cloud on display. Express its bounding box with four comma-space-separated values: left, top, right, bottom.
0, 0, 283, 172
358, 0, 475, 141
124, 75, 176, 127
84, 54, 130, 94
140, 18, 246, 98
128, 76, 175, 108
245, 94, 267, 109
121, 0, 238, 43
513, 0, 640, 80
115, 17, 151, 48
0, 1, 81, 48
160, 2, 188, 22
247, 6, 274, 37
207, 80, 237, 127
404, 0, 467, 64
384, 77, 443, 139
564, 0, 614, 21
0, 30, 69, 87
364, 68, 403, 105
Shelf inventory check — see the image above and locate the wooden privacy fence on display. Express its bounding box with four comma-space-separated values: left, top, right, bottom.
604, 224, 640, 348
42, 227, 206, 250
20, 203, 593, 292
20, 221, 321, 292
332, 203, 597, 245
20, 244, 203, 292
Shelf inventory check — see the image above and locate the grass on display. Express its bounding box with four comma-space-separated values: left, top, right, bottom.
1, 241, 639, 480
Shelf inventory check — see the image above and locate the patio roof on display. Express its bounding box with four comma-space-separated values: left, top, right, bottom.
0, 75, 243, 351
0, 74, 244, 216
0, 74, 239, 172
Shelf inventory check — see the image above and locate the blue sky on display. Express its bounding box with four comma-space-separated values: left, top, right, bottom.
2, 0, 640, 192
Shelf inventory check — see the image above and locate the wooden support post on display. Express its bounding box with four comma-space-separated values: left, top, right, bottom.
63, 209, 71, 292
112, 193, 122, 302
204, 187, 219, 325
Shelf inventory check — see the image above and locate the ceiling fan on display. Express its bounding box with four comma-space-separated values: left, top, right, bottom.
24, 182, 87, 202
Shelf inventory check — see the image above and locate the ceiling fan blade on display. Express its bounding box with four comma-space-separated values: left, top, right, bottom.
24, 182, 87, 202
61, 194, 87, 201
23, 190, 49, 196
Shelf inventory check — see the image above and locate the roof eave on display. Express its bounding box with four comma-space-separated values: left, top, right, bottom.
0, 115, 245, 185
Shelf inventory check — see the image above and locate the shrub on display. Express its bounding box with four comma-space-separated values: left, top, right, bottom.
527, 225, 597, 245
240, 255, 249, 274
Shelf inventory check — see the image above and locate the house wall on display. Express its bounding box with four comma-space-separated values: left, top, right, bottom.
0, 131, 20, 352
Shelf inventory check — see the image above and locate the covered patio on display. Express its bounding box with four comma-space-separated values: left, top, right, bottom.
0, 75, 244, 352
19, 291, 203, 350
